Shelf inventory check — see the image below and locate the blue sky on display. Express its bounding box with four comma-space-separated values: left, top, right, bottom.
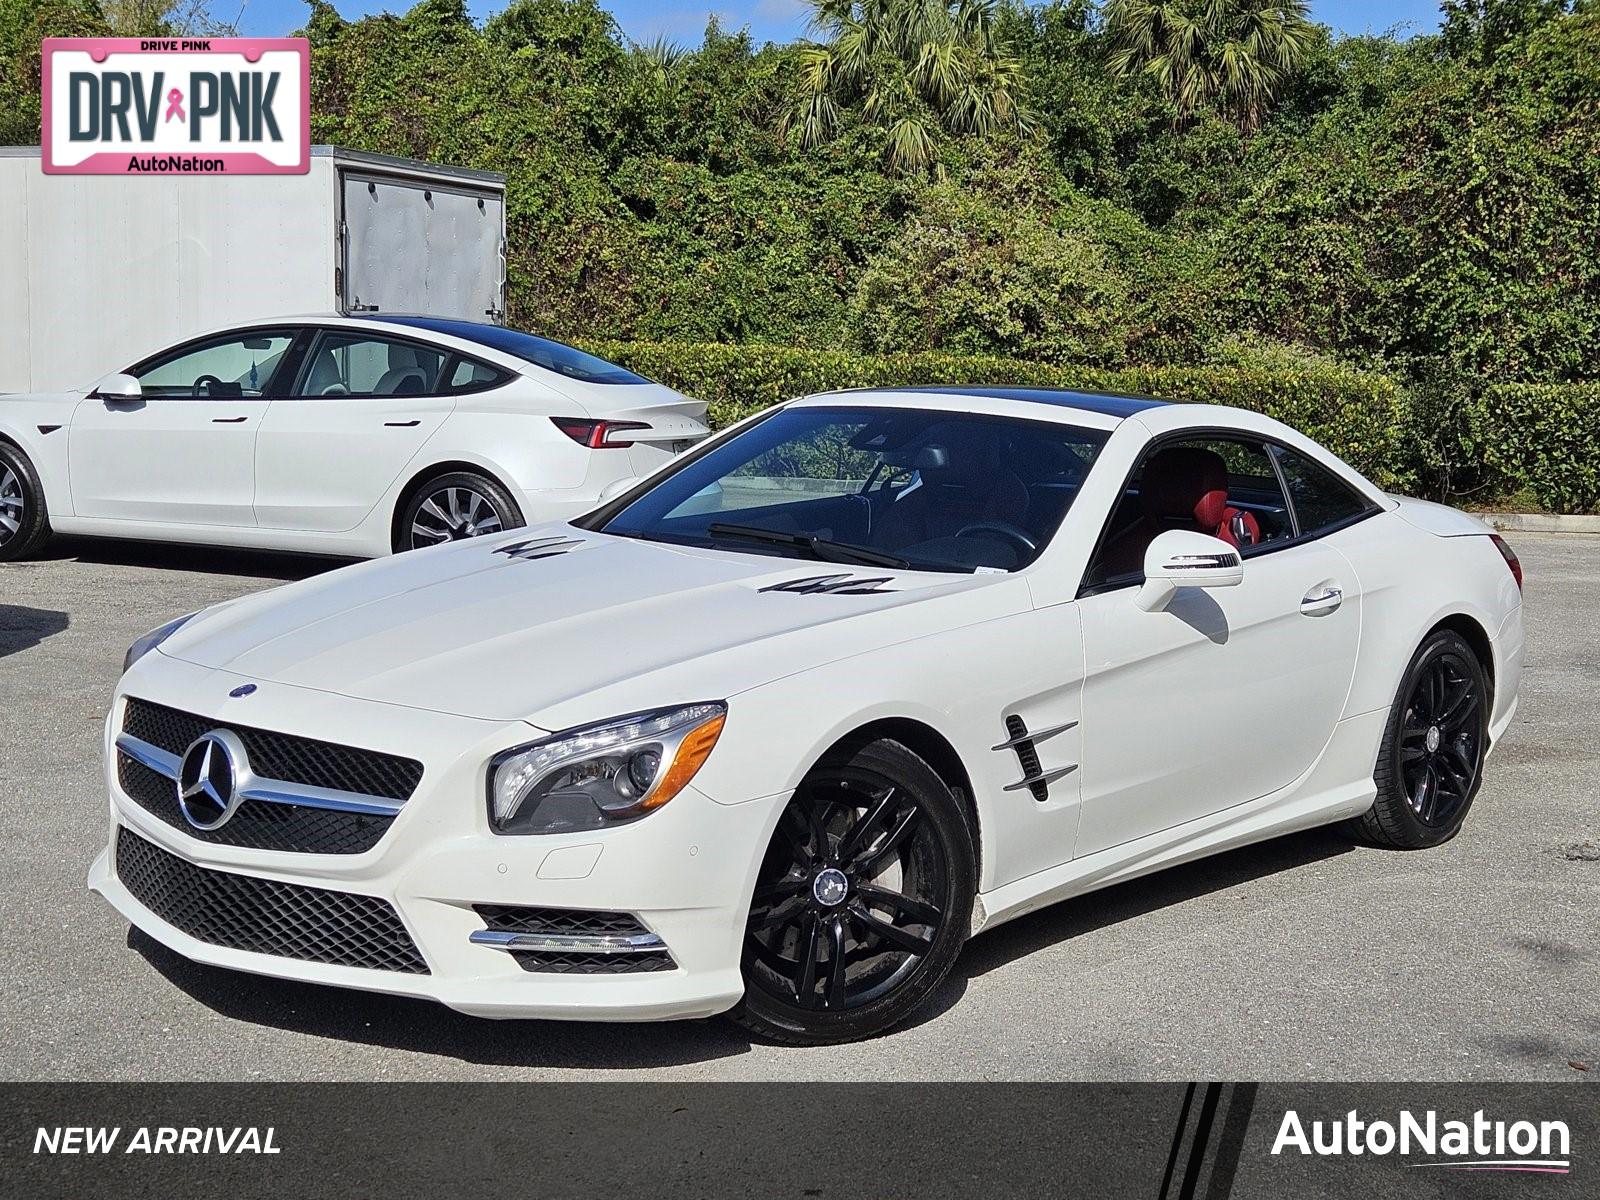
236, 0, 1445, 46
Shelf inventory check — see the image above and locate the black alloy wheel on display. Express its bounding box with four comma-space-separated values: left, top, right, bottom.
730, 738, 974, 1044
397, 471, 523, 552
1399, 649, 1483, 827
1354, 629, 1490, 849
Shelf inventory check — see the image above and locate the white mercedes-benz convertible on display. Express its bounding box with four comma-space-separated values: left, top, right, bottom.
90, 386, 1524, 1043
0, 316, 706, 560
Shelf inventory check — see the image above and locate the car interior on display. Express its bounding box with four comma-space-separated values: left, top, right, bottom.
611, 411, 1108, 573
301, 338, 446, 397
1084, 439, 1295, 589
601, 413, 1339, 578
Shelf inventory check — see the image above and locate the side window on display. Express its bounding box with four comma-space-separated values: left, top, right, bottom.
446, 358, 508, 393
1271, 446, 1372, 534
133, 332, 295, 398
296, 334, 447, 397
1083, 436, 1293, 589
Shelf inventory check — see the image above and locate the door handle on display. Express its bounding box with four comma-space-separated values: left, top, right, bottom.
212, 416, 249, 424
385, 420, 421, 428
1300, 585, 1343, 616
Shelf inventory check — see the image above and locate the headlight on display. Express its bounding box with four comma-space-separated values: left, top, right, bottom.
123, 612, 199, 674
488, 702, 727, 835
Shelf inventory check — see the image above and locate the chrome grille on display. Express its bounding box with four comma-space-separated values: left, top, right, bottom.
123, 697, 423, 802
118, 753, 393, 855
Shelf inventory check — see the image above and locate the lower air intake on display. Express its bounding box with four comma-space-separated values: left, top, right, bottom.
115, 826, 429, 974
474, 905, 677, 974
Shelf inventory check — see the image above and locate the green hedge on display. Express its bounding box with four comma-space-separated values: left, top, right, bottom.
585, 341, 1410, 487
1474, 384, 1600, 514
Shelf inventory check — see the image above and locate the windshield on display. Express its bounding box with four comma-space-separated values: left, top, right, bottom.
591, 406, 1109, 573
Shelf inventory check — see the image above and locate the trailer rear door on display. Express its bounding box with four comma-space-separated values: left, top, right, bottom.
340, 171, 505, 323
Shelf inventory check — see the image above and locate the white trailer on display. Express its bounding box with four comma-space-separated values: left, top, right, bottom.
0, 145, 506, 393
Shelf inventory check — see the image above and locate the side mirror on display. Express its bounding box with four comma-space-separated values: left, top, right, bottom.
90, 373, 142, 400
597, 476, 641, 503
1135, 530, 1244, 613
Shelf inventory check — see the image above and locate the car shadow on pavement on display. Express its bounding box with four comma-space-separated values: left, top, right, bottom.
0, 604, 69, 657
41, 535, 354, 582
950, 826, 1355, 985
125, 829, 1352, 1070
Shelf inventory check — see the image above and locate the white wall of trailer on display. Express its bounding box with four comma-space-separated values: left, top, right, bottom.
0, 147, 506, 394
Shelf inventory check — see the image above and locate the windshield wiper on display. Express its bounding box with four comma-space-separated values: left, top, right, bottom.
707, 523, 911, 570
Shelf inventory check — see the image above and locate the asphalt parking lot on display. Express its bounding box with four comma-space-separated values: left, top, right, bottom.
1, 532, 1595, 1082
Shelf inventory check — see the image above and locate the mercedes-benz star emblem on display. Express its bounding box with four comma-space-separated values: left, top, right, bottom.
177, 731, 246, 830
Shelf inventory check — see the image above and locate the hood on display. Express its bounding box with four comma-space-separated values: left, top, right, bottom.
158, 528, 1025, 724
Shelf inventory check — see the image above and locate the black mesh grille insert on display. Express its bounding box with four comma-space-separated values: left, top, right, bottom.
508, 951, 677, 974
118, 753, 393, 855
116, 826, 429, 974
123, 697, 424, 802
475, 905, 676, 974
1006, 715, 1049, 802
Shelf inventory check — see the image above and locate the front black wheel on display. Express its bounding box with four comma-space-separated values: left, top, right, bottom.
395, 472, 523, 553
0, 442, 51, 562
728, 738, 975, 1045
1354, 629, 1489, 849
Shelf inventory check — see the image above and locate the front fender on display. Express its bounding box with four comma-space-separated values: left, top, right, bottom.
0, 394, 80, 514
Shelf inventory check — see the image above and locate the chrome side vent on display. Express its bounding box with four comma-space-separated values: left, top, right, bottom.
994, 715, 1078, 801
760, 573, 897, 595
495, 535, 583, 561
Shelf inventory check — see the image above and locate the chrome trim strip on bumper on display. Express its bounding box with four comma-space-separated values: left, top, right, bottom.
468, 930, 669, 955
115, 732, 406, 817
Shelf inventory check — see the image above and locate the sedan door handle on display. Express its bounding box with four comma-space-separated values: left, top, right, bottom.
385, 420, 421, 428
212, 416, 249, 424
1300, 585, 1343, 616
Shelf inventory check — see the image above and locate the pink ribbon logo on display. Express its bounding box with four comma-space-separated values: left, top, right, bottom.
164, 88, 185, 123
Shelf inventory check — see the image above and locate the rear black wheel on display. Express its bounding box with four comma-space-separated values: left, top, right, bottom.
395, 471, 523, 553
728, 738, 974, 1045
1354, 629, 1489, 849
0, 442, 51, 562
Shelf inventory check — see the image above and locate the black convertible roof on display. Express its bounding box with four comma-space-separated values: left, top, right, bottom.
897, 385, 1168, 419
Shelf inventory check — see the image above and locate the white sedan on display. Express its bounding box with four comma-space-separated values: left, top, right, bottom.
90, 387, 1524, 1043
0, 316, 707, 560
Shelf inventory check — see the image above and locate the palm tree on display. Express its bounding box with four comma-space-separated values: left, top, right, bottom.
783, 0, 1032, 174
1104, 0, 1317, 132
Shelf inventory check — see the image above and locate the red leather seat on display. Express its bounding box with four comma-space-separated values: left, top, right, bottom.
1099, 447, 1260, 577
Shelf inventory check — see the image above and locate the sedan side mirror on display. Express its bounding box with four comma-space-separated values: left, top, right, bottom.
1135, 530, 1244, 613
90, 373, 142, 400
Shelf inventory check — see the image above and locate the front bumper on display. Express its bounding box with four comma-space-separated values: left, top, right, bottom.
88, 664, 777, 1021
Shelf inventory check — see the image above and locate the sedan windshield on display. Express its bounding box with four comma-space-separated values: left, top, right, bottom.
589, 406, 1109, 573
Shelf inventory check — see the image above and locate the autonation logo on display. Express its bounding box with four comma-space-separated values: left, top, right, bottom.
1273, 1108, 1571, 1174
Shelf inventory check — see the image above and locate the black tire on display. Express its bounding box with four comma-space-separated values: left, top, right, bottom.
727, 737, 975, 1045
394, 471, 524, 553
0, 442, 52, 562
1353, 629, 1489, 849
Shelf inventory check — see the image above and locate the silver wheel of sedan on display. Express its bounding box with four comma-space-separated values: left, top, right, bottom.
0, 464, 24, 547
413, 486, 503, 546
396, 470, 525, 553
0, 444, 51, 562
